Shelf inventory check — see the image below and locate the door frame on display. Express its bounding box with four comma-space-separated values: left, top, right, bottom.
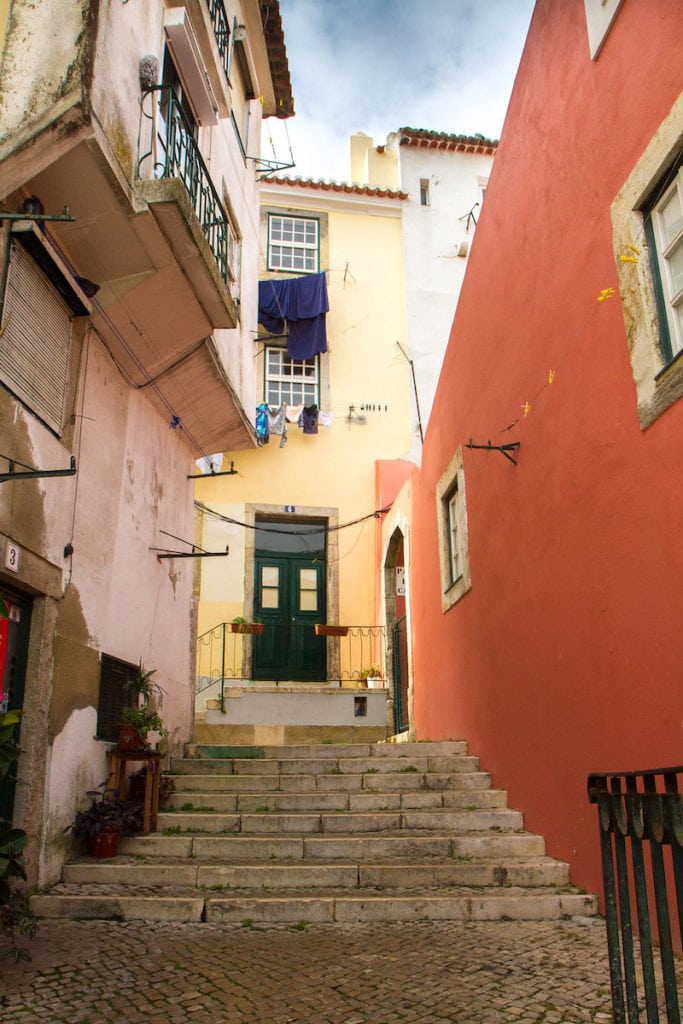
382, 512, 415, 739
244, 503, 340, 679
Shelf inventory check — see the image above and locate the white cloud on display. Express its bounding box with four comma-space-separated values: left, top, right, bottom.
263, 0, 535, 182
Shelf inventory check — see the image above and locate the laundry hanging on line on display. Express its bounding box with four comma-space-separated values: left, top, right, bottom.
254, 403, 333, 447
258, 272, 329, 359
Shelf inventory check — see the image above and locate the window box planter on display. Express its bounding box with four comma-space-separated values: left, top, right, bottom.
314, 624, 349, 637
230, 622, 264, 635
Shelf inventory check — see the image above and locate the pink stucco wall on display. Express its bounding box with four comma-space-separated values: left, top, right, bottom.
408, 0, 683, 895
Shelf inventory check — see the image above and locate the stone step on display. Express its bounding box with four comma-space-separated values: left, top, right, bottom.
169, 770, 492, 794
62, 855, 571, 890
41, 739, 596, 926
121, 830, 546, 861
163, 787, 507, 814
31, 886, 597, 924
186, 741, 469, 761
155, 807, 524, 836
169, 755, 480, 776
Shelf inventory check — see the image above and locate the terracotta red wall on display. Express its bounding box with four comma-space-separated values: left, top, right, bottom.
409, 0, 683, 896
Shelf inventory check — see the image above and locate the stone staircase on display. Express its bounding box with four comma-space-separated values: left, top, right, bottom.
31, 741, 598, 924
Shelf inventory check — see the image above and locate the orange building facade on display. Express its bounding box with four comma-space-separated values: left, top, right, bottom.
386, 0, 683, 897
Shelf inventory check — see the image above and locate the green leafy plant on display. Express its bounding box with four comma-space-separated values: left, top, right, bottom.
64, 782, 142, 842
0, 708, 36, 962
119, 704, 168, 737
124, 661, 165, 706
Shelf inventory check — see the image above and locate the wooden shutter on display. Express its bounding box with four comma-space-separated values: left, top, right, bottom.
0, 242, 72, 434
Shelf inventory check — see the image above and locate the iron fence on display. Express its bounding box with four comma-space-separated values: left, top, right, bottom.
196, 622, 386, 696
588, 766, 683, 1024
138, 87, 229, 281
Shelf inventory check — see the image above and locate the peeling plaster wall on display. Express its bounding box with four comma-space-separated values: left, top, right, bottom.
0, 0, 93, 150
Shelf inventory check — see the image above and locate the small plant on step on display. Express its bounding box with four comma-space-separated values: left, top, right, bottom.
0, 708, 37, 963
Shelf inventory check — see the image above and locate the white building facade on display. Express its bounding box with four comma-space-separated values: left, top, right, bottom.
350, 129, 497, 459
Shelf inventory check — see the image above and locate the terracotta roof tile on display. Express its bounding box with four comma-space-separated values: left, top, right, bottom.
396, 127, 498, 155
262, 176, 409, 200
259, 0, 294, 119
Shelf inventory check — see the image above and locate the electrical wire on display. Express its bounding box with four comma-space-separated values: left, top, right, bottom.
194, 500, 391, 534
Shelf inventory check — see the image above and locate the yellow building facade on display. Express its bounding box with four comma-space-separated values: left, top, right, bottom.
195, 176, 412, 697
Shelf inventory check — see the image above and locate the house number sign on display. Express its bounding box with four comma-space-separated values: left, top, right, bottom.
4, 541, 20, 573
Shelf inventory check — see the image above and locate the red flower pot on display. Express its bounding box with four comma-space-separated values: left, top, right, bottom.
88, 830, 121, 858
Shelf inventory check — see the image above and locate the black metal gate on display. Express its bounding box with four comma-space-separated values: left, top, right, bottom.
392, 615, 409, 734
588, 766, 683, 1024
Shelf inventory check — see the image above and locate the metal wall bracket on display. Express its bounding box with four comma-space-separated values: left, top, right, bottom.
465, 439, 521, 465
0, 455, 77, 483
151, 546, 229, 559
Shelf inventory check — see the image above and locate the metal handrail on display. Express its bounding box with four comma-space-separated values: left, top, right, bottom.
138, 86, 229, 281
588, 767, 683, 1024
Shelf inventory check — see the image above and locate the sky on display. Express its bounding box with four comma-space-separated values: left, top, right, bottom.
263, 0, 537, 184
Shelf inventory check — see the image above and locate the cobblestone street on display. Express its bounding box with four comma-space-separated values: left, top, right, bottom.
0, 917, 615, 1024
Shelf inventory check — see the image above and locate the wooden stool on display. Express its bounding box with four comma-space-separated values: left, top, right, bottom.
108, 749, 161, 835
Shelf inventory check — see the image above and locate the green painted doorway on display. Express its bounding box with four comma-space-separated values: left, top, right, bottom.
252, 519, 327, 682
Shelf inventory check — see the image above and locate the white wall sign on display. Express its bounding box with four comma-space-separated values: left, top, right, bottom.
4, 542, 20, 573
396, 566, 406, 596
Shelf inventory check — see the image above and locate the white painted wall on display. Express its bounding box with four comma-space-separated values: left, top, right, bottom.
394, 142, 495, 458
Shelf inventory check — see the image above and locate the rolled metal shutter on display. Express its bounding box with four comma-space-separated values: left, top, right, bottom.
0, 242, 72, 434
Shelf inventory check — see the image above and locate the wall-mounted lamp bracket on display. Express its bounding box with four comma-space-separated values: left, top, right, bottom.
466, 438, 520, 465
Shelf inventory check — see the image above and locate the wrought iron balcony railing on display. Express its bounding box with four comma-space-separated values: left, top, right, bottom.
196, 622, 387, 696
206, 0, 231, 80
138, 87, 229, 281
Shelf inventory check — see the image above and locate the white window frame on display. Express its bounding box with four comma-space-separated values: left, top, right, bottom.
611, 91, 683, 429
648, 166, 683, 360
268, 214, 319, 273
583, 0, 624, 60
265, 346, 319, 406
436, 447, 471, 612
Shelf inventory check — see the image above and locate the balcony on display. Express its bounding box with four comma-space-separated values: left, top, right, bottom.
137, 86, 236, 328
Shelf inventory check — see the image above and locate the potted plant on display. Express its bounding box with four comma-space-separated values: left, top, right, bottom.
118, 704, 167, 752
64, 783, 142, 858
230, 616, 264, 635
359, 664, 384, 689
117, 661, 167, 751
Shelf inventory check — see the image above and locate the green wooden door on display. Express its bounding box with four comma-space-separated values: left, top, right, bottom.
252, 521, 326, 682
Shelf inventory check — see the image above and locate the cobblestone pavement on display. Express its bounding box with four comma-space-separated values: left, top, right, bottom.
0, 916, 618, 1024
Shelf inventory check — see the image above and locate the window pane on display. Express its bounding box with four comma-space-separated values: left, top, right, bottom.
660, 188, 683, 247
667, 239, 683, 296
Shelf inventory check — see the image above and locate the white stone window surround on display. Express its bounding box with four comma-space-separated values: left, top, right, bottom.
583, 0, 624, 60
436, 446, 472, 613
611, 91, 683, 430
267, 214, 320, 273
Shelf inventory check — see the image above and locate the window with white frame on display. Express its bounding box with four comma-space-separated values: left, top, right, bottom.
265, 346, 319, 406
645, 158, 683, 363
611, 93, 683, 429
436, 447, 471, 612
268, 214, 319, 273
